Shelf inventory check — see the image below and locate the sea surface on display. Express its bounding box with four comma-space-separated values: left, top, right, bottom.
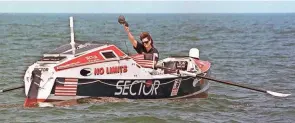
0, 13, 294, 123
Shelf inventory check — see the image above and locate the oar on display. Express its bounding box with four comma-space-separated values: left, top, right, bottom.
0, 85, 24, 93
156, 66, 291, 97
179, 70, 291, 97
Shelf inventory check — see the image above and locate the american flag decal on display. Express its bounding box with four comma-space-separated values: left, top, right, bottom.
55, 78, 78, 96
130, 54, 154, 68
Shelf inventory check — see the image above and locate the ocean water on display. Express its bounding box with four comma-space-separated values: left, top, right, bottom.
0, 13, 294, 123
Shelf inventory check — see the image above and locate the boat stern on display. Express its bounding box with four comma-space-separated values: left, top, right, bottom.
23, 63, 57, 107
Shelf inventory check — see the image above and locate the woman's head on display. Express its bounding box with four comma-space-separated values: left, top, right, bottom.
140, 32, 154, 48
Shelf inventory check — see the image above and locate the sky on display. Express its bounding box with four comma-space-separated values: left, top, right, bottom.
0, 1, 295, 13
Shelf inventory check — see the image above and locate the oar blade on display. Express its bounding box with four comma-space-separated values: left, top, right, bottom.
266, 91, 291, 97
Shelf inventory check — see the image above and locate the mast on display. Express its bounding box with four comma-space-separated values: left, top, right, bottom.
69, 16, 75, 55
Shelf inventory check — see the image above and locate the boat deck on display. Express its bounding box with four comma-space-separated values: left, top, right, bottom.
47, 41, 106, 55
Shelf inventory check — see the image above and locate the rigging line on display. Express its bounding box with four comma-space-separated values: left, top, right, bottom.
124, 39, 130, 55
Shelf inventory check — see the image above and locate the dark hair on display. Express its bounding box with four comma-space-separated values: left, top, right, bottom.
139, 32, 154, 47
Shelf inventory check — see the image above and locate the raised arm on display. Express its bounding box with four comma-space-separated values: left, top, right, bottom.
124, 26, 138, 48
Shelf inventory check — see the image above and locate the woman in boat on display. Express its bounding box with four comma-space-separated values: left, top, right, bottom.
123, 25, 159, 62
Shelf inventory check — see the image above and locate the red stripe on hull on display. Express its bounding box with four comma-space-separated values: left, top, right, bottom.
65, 78, 78, 82
55, 90, 77, 93
55, 93, 76, 96
24, 98, 46, 107
55, 86, 77, 90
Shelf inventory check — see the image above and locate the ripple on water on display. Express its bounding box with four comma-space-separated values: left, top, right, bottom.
102, 116, 169, 123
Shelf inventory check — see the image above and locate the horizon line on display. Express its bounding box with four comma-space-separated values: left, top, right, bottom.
1, 12, 295, 14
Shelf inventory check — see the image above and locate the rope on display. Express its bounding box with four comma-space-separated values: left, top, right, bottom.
56, 79, 101, 85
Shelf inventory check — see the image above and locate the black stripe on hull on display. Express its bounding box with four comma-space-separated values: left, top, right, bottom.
51, 75, 210, 99
27, 69, 42, 99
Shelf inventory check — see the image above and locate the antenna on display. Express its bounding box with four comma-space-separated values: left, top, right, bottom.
69, 16, 75, 55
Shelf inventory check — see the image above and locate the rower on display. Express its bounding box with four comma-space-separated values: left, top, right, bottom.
119, 15, 159, 68
123, 26, 159, 63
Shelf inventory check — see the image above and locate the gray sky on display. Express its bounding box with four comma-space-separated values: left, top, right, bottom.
1, 1, 295, 13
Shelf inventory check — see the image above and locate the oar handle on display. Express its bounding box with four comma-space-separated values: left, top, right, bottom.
1, 85, 24, 93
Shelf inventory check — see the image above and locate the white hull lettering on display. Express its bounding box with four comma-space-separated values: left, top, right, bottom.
143, 84, 153, 95
129, 81, 137, 96
153, 80, 160, 95
138, 82, 143, 95
114, 80, 124, 95
114, 80, 160, 96
122, 80, 131, 95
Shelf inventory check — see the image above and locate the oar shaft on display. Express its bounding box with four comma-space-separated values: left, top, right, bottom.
178, 70, 267, 93
158, 66, 290, 97
195, 75, 267, 93
1, 85, 24, 93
